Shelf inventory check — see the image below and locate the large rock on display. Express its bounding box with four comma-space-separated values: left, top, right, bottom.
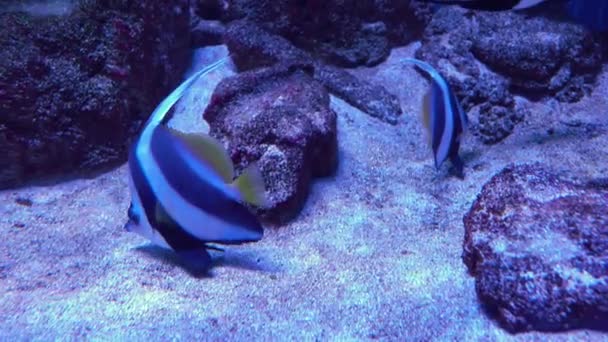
463, 164, 608, 333
416, 6, 604, 144
0, 0, 191, 189
197, 0, 431, 67
203, 62, 337, 224
224, 20, 402, 125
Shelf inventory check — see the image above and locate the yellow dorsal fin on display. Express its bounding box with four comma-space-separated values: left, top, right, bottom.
232, 163, 268, 207
421, 88, 433, 146
167, 128, 234, 183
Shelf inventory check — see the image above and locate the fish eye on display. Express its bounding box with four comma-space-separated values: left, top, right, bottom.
127, 203, 140, 224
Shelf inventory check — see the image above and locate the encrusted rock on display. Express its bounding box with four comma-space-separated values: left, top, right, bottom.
0, 1, 191, 189
204, 63, 337, 223
463, 164, 608, 333
416, 6, 604, 144
202, 0, 430, 67
225, 20, 402, 124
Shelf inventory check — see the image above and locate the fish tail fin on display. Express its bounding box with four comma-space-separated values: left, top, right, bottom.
233, 164, 268, 207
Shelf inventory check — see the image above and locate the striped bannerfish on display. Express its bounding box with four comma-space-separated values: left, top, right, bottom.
402, 58, 468, 178
125, 56, 267, 275
419, 0, 608, 31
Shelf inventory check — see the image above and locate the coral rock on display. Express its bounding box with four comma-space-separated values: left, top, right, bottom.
463, 164, 608, 333
204, 62, 338, 223
417, 7, 604, 144
225, 20, 402, 124
0, 1, 191, 189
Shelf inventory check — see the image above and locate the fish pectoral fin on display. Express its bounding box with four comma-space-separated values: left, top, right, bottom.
166, 127, 235, 183
232, 163, 268, 207
177, 249, 212, 276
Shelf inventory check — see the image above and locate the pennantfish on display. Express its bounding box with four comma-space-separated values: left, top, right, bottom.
125, 56, 267, 275
402, 58, 468, 178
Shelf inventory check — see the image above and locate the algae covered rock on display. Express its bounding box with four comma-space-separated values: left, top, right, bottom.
204, 62, 338, 224
463, 164, 608, 333
198, 0, 430, 67
0, 0, 191, 189
416, 6, 604, 144
225, 20, 403, 125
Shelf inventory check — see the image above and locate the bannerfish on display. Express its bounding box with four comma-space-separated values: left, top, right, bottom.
419, 0, 608, 31
125, 56, 267, 274
402, 58, 468, 178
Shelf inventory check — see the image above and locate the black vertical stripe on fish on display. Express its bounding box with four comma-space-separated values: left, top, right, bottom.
128, 143, 158, 230
430, 80, 448, 168
148, 126, 263, 243
129, 144, 209, 252
448, 86, 465, 148
445, 77, 466, 177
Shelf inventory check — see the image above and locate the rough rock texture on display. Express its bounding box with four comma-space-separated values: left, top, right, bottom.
203, 62, 338, 223
416, 7, 604, 144
225, 20, 402, 124
0, 0, 191, 189
463, 164, 608, 333
197, 0, 431, 67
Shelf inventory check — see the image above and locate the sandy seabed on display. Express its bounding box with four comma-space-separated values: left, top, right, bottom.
1, 44, 607, 341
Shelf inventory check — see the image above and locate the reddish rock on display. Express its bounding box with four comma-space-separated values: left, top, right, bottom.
416, 6, 604, 144
201, 0, 430, 67
224, 20, 402, 125
0, 1, 191, 189
204, 63, 337, 223
463, 164, 608, 333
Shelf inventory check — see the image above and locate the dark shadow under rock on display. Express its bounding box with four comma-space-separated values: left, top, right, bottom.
0, 0, 191, 189
204, 62, 337, 224
463, 164, 608, 333
224, 20, 402, 125
416, 6, 604, 144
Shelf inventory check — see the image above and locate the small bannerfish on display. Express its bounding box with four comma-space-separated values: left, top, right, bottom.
402, 58, 468, 178
125, 56, 267, 274
420, 0, 608, 31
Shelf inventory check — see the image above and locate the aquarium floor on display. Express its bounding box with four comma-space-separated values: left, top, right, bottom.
1, 45, 607, 341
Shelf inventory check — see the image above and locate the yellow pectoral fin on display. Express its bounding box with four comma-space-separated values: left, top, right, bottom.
232, 163, 268, 207
167, 128, 234, 183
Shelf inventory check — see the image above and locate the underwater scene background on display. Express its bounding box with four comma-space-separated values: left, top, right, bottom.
1, 0, 607, 340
